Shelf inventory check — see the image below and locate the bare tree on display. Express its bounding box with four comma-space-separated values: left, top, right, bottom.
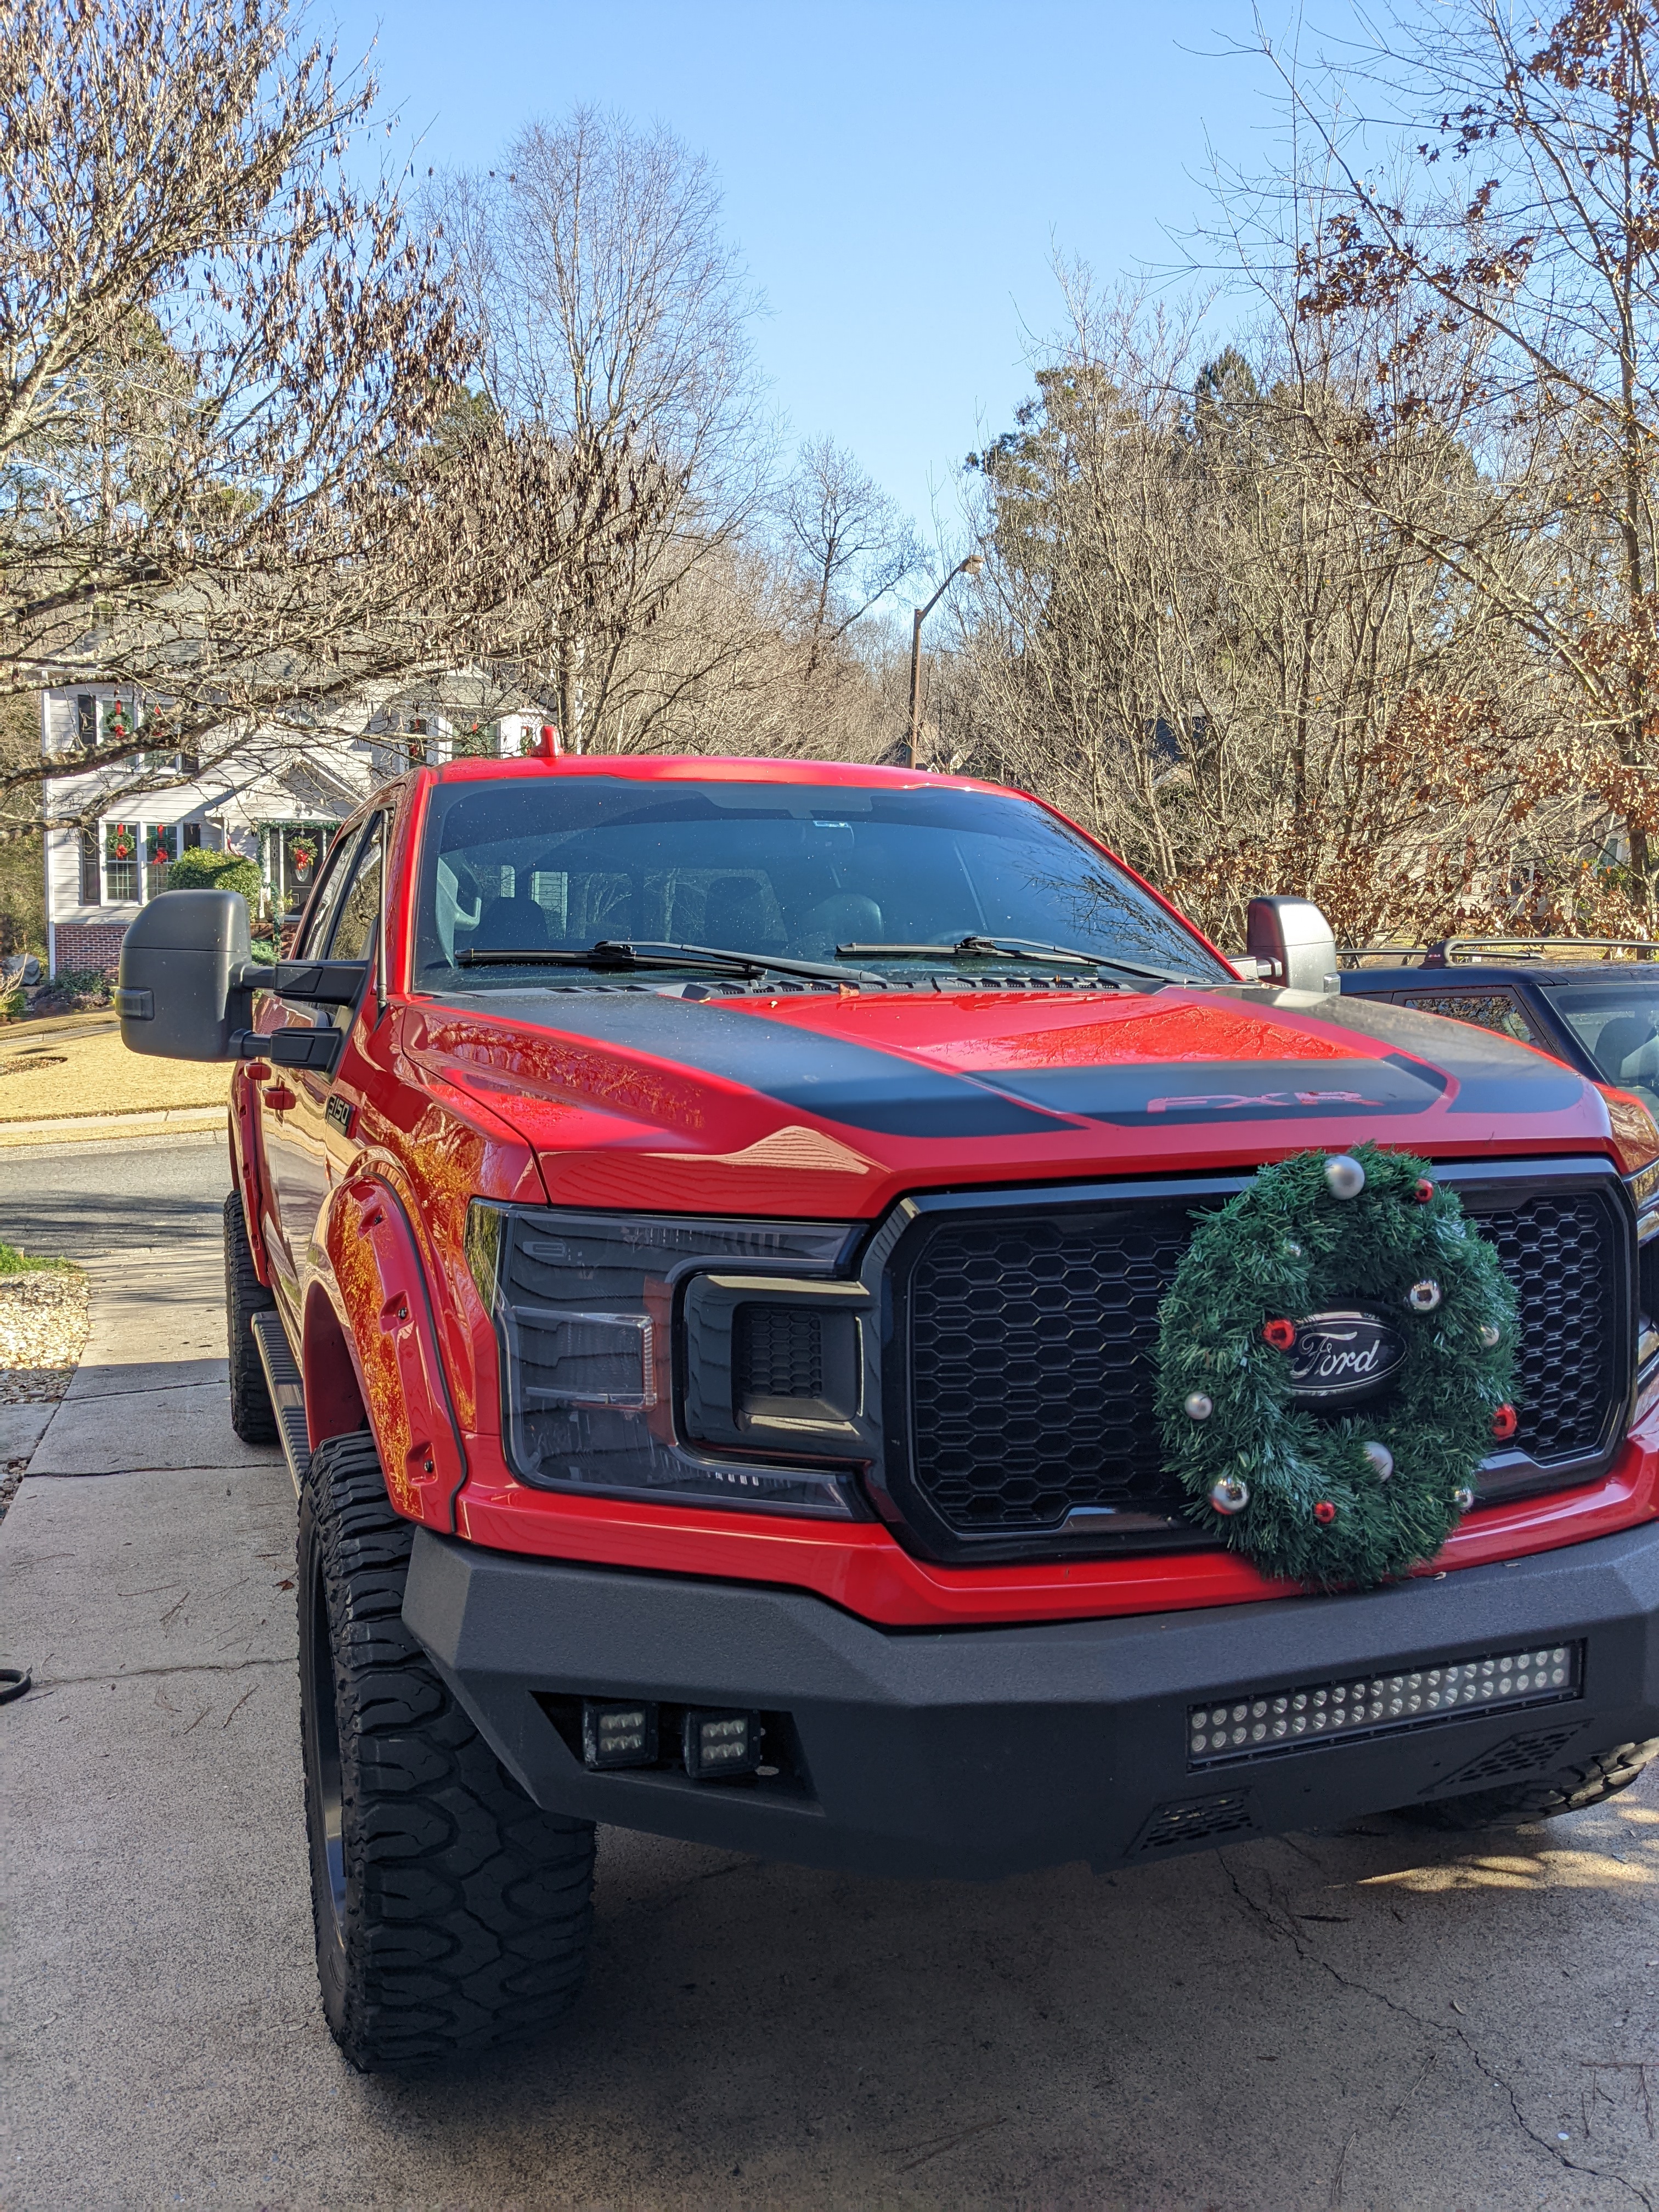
953, 272, 1582, 945
436, 106, 771, 752
1, 0, 664, 826
1229, 0, 1659, 920
780, 437, 921, 676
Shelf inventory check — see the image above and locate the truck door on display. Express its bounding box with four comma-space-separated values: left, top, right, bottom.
262, 819, 380, 1290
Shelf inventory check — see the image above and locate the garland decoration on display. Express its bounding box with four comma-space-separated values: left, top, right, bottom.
1154, 1142, 1519, 1590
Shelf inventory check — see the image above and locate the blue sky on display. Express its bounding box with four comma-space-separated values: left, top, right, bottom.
326, 2, 1282, 538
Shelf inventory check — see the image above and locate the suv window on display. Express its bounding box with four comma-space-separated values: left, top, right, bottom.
1543, 979, 1659, 1115
328, 815, 385, 961
1393, 990, 1539, 1044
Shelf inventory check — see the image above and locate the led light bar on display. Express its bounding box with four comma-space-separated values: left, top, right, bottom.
1188, 1642, 1582, 1769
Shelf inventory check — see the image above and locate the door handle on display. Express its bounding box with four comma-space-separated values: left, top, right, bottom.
266, 1085, 298, 1113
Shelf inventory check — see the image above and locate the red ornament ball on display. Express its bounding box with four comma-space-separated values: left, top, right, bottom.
1414, 1177, 1435, 1203
1491, 1402, 1519, 1442
1313, 1500, 1338, 1525
1262, 1317, 1297, 1351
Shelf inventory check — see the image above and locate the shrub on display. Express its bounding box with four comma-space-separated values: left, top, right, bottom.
163, 846, 263, 910
40, 967, 112, 1009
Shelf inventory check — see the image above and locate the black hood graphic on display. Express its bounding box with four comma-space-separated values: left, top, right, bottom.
430, 986, 1593, 1140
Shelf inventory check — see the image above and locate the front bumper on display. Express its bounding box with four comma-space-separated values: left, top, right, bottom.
403, 1519, 1659, 1880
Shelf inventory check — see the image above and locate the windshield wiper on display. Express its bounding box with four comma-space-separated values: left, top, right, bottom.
836, 934, 1190, 983
459, 939, 884, 986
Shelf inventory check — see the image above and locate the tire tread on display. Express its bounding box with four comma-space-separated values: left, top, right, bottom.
302, 1431, 595, 2070
1401, 1736, 1659, 1830
223, 1191, 278, 1443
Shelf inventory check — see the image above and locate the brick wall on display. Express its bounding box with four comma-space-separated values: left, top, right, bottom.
55, 921, 129, 978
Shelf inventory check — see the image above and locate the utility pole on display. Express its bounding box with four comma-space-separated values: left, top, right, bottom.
907, 554, 984, 769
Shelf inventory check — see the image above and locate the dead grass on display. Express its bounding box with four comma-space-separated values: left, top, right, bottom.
0, 1024, 232, 1121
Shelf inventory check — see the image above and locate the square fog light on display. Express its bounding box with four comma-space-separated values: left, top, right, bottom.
683, 1708, 762, 1781
582, 1699, 659, 1769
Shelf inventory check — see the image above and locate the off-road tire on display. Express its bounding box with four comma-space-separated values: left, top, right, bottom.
299, 1430, 595, 2071
1396, 1736, 1659, 1831
224, 1191, 278, 1443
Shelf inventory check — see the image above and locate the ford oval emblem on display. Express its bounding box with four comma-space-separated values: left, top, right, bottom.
1285, 1310, 1407, 1407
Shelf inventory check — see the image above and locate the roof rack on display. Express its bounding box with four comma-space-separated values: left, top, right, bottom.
1338, 937, 1659, 968
1430, 938, 1659, 966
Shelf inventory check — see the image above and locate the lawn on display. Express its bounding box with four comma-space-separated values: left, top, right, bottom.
0, 1023, 231, 1121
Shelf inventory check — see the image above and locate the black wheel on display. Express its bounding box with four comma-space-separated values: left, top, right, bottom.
224, 1191, 278, 1443
299, 1430, 595, 2072
1396, 1736, 1659, 1831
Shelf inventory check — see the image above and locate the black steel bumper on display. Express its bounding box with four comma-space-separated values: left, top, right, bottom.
403, 1520, 1659, 1881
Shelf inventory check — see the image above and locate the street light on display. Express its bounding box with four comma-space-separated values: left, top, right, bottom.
907, 552, 985, 769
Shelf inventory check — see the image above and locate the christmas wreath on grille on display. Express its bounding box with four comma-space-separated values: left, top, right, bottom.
1154, 1142, 1520, 1590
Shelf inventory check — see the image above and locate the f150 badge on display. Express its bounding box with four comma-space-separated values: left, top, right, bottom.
1285, 1311, 1406, 1407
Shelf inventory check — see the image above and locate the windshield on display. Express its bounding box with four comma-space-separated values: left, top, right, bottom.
1543, 979, 1659, 1116
410, 777, 1227, 992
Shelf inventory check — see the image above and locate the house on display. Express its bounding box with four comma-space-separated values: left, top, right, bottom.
40, 685, 539, 976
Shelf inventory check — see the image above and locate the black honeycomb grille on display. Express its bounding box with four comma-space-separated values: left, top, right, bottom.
907, 1207, 1194, 1531
1477, 1192, 1620, 1464
901, 1182, 1624, 1543
735, 1306, 823, 1400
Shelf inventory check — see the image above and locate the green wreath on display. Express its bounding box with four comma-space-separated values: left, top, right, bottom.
1154, 1142, 1519, 1590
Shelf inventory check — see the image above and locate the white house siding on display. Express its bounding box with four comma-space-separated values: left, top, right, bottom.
37, 682, 537, 973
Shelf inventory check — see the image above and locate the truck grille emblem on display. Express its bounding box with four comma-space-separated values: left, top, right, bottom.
1285, 1311, 1406, 1407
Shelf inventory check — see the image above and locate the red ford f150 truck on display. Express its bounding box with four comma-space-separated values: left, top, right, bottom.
116, 752, 1659, 2072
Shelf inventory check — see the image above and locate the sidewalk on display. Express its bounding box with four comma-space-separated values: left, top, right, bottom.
0, 1106, 224, 1149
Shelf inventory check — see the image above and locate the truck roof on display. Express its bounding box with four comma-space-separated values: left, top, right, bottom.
431, 752, 1009, 795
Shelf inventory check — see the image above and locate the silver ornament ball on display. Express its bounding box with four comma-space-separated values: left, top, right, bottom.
1209, 1474, 1250, 1516
1453, 1486, 1476, 1513
1284, 1239, 1303, 1260
1324, 1153, 1367, 1200
1480, 1322, 1502, 1349
1183, 1391, 1214, 1421
1362, 1440, 1395, 1482
1407, 1278, 1442, 1313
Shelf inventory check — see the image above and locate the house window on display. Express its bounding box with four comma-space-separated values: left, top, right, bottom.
78, 830, 100, 905
104, 822, 138, 902
76, 696, 96, 749
145, 823, 178, 901
104, 698, 137, 755
183, 822, 201, 850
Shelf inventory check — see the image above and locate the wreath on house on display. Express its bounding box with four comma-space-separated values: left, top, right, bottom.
1154, 1142, 1519, 1590
291, 836, 317, 878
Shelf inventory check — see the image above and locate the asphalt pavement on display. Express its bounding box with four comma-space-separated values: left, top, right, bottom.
4, 1138, 1659, 2209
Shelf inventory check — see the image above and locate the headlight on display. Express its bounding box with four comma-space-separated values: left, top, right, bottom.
468, 1201, 868, 1517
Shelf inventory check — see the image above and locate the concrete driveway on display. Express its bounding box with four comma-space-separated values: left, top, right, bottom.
3, 1137, 1659, 2210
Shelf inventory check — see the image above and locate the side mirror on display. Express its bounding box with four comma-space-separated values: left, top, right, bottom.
1246, 896, 1339, 994
115, 890, 260, 1059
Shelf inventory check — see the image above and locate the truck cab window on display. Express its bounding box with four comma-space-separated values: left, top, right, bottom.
328, 816, 385, 962
294, 828, 363, 958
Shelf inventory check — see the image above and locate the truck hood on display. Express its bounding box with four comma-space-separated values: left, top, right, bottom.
404, 982, 1620, 1215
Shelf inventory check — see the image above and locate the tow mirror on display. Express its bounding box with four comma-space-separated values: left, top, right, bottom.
116, 890, 262, 1060
1246, 897, 1339, 994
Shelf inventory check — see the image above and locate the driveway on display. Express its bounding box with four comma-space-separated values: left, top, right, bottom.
3, 1137, 1658, 2210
